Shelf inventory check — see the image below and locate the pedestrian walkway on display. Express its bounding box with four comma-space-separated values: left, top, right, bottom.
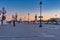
0, 23, 60, 40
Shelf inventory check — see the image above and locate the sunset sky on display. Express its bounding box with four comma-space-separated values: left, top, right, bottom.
0, 0, 60, 21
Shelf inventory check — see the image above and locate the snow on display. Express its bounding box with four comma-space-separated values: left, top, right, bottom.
0, 23, 60, 40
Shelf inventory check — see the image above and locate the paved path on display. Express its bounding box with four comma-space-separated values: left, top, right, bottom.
0, 23, 60, 40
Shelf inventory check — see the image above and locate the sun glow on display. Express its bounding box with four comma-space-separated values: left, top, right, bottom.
6, 15, 52, 21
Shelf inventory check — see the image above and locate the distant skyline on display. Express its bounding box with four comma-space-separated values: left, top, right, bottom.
0, 0, 60, 21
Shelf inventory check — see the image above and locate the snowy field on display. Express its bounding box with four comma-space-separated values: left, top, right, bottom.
0, 23, 60, 40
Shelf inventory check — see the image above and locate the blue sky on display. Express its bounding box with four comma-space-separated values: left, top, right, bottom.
0, 0, 40, 15
0, 0, 60, 20
43, 0, 60, 10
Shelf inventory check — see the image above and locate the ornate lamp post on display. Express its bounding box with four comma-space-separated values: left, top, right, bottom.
39, 1, 42, 27
55, 14, 58, 24
15, 13, 18, 22
35, 14, 37, 23
12, 15, 15, 27
0, 7, 6, 25
28, 13, 30, 24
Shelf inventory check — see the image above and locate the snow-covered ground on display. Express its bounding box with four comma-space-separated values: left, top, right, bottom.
0, 23, 60, 40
